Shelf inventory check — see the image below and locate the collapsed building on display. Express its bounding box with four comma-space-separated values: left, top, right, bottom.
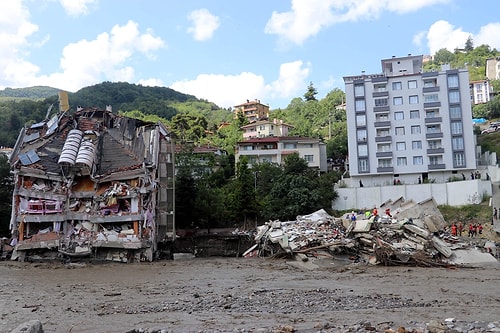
248, 198, 498, 267
8, 103, 175, 262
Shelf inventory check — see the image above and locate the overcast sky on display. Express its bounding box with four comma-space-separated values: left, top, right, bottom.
1, 0, 500, 109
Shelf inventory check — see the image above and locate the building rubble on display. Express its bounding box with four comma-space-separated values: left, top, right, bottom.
246, 197, 498, 267
5, 99, 176, 263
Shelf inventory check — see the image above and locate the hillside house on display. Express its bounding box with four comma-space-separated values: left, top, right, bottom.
8, 107, 175, 262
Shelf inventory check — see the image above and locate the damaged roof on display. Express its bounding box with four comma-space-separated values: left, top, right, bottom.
10, 107, 158, 180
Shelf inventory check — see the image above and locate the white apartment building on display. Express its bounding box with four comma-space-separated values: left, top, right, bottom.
235, 136, 327, 172
240, 119, 293, 139
469, 79, 493, 105
343, 54, 476, 186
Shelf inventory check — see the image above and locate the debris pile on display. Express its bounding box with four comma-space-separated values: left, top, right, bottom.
247, 198, 498, 267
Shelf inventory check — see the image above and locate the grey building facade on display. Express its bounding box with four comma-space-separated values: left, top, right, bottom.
343, 54, 476, 186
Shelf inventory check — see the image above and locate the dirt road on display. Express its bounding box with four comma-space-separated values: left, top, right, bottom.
1, 257, 499, 332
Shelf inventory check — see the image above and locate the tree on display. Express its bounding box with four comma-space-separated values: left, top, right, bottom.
304, 82, 318, 101
465, 36, 474, 52
433, 48, 455, 64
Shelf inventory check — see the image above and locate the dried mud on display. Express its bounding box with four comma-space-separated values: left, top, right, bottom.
0, 257, 499, 332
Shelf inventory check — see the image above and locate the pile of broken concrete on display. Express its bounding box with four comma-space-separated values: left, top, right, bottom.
246, 197, 498, 267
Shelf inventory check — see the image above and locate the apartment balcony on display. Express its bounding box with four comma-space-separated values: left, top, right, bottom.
424, 102, 441, 108
376, 151, 393, 158
425, 117, 443, 124
426, 132, 443, 139
374, 106, 390, 112
374, 120, 391, 127
377, 166, 394, 173
375, 135, 392, 142
428, 164, 445, 170
238, 148, 279, 156
423, 86, 440, 93
427, 148, 445, 154
372, 91, 389, 98
422, 71, 438, 77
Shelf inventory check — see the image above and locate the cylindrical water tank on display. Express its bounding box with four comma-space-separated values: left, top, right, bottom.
75, 139, 95, 168
58, 129, 83, 165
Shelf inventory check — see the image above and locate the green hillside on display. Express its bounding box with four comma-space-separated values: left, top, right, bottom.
0, 86, 60, 99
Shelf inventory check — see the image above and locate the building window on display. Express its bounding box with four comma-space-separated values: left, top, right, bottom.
354, 84, 365, 97
424, 79, 437, 88
356, 114, 366, 126
284, 143, 297, 149
377, 143, 391, 152
397, 157, 407, 166
411, 125, 421, 134
378, 159, 392, 167
477, 94, 483, 103
243, 146, 253, 151
476, 84, 483, 92
395, 127, 405, 135
355, 99, 366, 111
359, 159, 368, 172
394, 111, 404, 120
449, 91, 460, 103
396, 142, 406, 151
412, 141, 422, 149
426, 109, 439, 118
426, 124, 440, 134
393, 97, 403, 105
428, 140, 441, 149
302, 143, 313, 148
429, 155, 441, 165
392, 82, 402, 90
304, 155, 314, 162
375, 98, 388, 107
450, 106, 461, 118
447, 74, 459, 88
452, 137, 464, 150
377, 128, 390, 137
373, 83, 387, 92
451, 121, 463, 135
453, 152, 465, 166
409, 95, 419, 104
424, 94, 439, 102
410, 110, 420, 119
413, 156, 423, 165
358, 144, 368, 156
357, 129, 367, 141
376, 113, 389, 121
408, 80, 417, 89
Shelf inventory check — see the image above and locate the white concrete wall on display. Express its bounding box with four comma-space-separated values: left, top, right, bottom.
334, 179, 492, 211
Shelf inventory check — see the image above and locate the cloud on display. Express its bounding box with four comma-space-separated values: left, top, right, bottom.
171, 73, 266, 108
265, 0, 449, 45
418, 20, 500, 55
138, 78, 165, 87
187, 8, 220, 41
0, 0, 39, 86
475, 23, 500, 50
1, 18, 165, 91
170, 61, 311, 108
425, 20, 470, 55
59, 0, 98, 16
270, 61, 311, 98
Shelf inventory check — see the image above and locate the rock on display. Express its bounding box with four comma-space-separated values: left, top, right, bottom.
10, 320, 43, 333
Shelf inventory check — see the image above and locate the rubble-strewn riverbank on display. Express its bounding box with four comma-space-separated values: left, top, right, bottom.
1, 257, 499, 333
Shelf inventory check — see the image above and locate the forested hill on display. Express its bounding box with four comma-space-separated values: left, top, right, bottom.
0, 81, 223, 148
0, 86, 60, 99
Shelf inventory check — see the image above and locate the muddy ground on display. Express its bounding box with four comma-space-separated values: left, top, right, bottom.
1, 256, 499, 333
